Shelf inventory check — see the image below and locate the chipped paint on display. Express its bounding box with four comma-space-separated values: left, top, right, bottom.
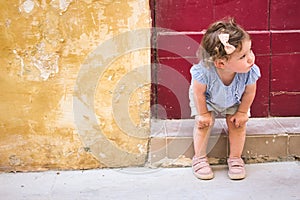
12, 50, 25, 76
21, 0, 35, 13
49, 0, 73, 14
31, 42, 59, 80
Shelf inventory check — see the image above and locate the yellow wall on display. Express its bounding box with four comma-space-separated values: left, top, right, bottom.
0, 0, 151, 171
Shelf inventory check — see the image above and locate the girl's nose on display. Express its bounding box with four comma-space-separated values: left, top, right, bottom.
247, 57, 253, 64
248, 52, 255, 64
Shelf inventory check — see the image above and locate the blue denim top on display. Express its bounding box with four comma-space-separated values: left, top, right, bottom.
190, 61, 261, 111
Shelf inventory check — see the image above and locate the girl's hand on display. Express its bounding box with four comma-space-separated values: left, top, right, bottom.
230, 111, 249, 128
195, 112, 213, 129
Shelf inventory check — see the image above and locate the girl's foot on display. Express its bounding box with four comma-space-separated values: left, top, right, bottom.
192, 156, 214, 180
227, 157, 246, 180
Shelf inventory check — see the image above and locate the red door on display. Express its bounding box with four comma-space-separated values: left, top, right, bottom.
151, 0, 300, 119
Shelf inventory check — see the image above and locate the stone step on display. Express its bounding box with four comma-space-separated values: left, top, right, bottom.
148, 117, 300, 167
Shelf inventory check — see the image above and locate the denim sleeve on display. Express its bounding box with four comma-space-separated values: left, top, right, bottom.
245, 64, 261, 85
190, 63, 208, 85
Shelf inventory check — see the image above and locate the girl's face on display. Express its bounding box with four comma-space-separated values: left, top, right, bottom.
223, 39, 255, 73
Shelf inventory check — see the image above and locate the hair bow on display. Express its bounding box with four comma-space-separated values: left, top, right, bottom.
218, 33, 236, 54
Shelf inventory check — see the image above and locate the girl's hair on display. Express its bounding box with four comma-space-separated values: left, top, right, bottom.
198, 18, 250, 67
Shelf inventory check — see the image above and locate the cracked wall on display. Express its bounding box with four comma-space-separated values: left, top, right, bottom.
0, 0, 151, 171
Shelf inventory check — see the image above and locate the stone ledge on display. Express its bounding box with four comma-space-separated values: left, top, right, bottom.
148, 117, 300, 167
150, 117, 300, 137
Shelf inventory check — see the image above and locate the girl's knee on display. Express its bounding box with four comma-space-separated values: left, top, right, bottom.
193, 125, 212, 136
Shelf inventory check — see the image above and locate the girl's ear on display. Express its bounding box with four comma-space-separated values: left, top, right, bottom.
214, 59, 226, 69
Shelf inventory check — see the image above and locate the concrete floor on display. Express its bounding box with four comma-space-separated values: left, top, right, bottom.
0, 161, 299, 200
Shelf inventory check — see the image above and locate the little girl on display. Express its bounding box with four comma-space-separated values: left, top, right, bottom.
189, 18, 261, 180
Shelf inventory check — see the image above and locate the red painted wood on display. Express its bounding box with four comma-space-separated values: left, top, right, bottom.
271, 54, 300, 92
156, 85, 184, 119
157, 58, 197, 81
270, 0, 300, 30
155, 0, 213, 31
157, 34, 202, 58
272, 32, 300, 54
156, 58, 197, 119
250, 32, 271, 55
251, 56, 270, 117
155, 0, 270, 31
270, 94, 300, 116
213, 0, 269, 30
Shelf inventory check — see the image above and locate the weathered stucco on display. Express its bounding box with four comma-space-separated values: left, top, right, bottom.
0, 0, 151, 171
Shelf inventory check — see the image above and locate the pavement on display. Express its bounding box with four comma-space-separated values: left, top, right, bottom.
0, 161, 299, 200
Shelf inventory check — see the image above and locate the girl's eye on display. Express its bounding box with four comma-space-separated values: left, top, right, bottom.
240, 55, 246, 59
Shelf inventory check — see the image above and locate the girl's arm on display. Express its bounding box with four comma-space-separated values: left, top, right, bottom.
230, 83, 257, 127
238, 83, 257, 113
193, 79, 208, 115
193, 80, 213, 128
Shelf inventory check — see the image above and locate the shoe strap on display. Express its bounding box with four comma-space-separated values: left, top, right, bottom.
192, 157, 210, 172
228, 158, 244, 167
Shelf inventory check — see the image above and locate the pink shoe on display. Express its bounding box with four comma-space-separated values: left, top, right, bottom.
227, 157, 246, 180
192, 156, 214, 180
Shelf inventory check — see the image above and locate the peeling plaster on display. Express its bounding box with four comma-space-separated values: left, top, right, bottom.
50, 0, 73, 14
12, 50, 25, 77
59, 0, 72, 11
32, 42, 59, 80
21, 0, 35, 13
5, 19, 12, 28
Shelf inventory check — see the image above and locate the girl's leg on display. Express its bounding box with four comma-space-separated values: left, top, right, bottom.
225, 115, 246, 158
226, 115, 246, 180
193, 116, 215, 157
192, 115, 215, 180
